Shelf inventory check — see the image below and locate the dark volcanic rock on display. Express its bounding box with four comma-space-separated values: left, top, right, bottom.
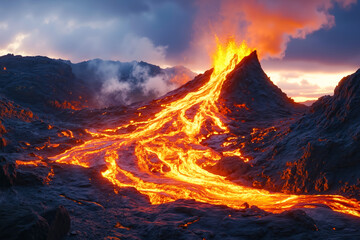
0, 54, 91, 112
15, 169, 44, 186
0, 156, 16, 187
277, 69, 360, 195
0, 156, 44, 187
0, 120, 6, 134
0, 96, 36, 121
255, 209, 318, 238
280, 209, 318, 231
0, 206, 49, 240
220, 51, 305, 122
281, 69, 360, 195
310, 69, 360, 130
0, 205, 70, 240
239, 68, 360, 195
43, 206, 71, 240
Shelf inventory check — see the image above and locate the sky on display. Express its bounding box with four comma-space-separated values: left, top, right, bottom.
0, 0, 359, 102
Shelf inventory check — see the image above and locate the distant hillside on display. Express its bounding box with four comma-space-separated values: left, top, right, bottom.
0, 54, 196, 111
298, 99, 317, 106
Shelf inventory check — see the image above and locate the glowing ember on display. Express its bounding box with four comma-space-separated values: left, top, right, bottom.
58, 130, 74, 138
44, 167, 54, 184
52, 100, 83, 111
49, 39, 360, 217
222, 149, 248, 161
16, 160, 47, 167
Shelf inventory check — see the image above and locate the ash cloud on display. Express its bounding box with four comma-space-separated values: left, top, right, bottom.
187, 0, 357, 70
284, 1, 360, 67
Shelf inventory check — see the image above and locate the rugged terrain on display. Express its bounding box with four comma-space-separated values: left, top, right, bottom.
1, 53, 360, 239
215, 59, 360, 197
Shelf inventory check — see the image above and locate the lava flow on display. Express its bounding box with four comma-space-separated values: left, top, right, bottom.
49, 39, 360, 217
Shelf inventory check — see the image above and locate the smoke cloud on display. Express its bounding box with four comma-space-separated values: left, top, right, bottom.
187, 0, 356, 70
74, 60, 195, 107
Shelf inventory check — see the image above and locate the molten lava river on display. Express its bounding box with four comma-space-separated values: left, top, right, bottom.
50, 40, 360, 217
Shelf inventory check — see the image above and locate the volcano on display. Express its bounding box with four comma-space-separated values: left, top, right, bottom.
1, 47, 360, 239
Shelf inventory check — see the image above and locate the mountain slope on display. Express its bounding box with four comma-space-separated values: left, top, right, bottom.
225, 68, 360, 197
277, 69, 360, 195
219, 51, 306, 125
0, 54, 91, 112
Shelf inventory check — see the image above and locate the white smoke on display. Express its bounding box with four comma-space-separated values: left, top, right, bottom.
84, 60, 189, 107
131, 64, 176, 98
87, 60, 130, 106
100, 76, 130, 105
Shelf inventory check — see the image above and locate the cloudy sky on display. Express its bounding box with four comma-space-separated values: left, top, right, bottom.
0, 0, 359, 101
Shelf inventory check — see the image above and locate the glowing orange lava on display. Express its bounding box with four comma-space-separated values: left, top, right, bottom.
16, 160, 47, 167
49, 39, 360, 217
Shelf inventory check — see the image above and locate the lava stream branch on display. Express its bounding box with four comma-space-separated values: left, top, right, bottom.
49, 40, 360, 218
